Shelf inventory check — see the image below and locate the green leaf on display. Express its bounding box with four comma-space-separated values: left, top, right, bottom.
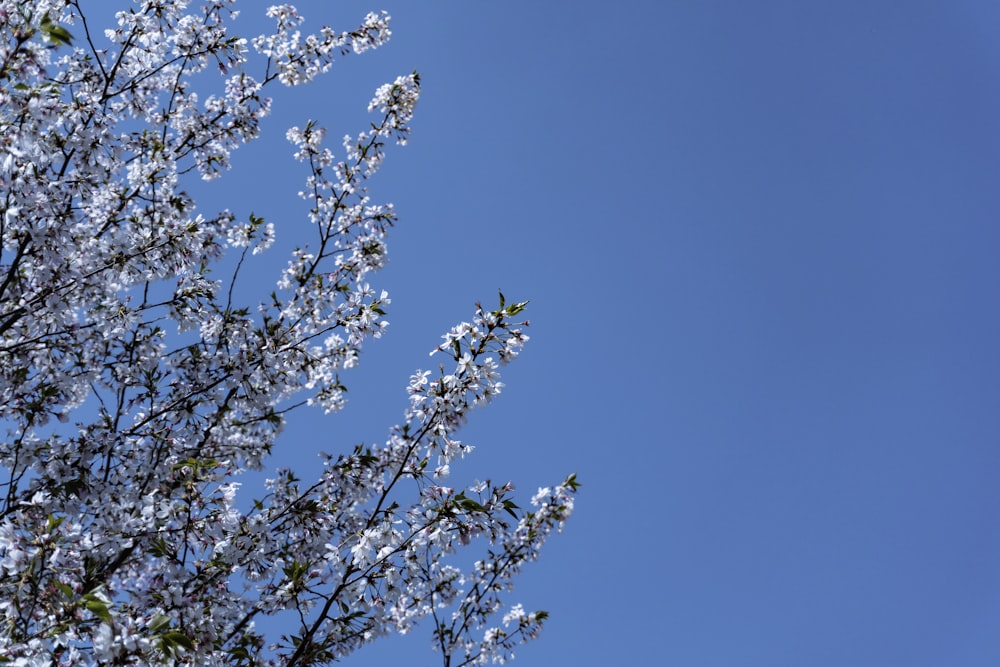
161, 630, 195, 651
506, 300, 528, 316
149, 537, 170, 558
40, 15, 74, 48
228, 646, 252, 660
148, 614, 171, 634
458, 498, 485, 513
83, 596, 112, 623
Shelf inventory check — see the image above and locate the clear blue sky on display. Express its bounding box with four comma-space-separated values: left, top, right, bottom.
196, 2, 1000, 664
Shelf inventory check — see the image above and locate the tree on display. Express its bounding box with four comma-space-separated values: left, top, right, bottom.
0, 2, 577, 664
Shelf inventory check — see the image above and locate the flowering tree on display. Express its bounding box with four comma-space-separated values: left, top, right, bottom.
0, 2, 577, 664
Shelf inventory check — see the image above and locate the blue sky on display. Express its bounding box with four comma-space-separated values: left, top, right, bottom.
195, 2, 1000, 664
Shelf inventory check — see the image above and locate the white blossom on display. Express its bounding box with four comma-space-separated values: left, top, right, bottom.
0, 3, 574, 665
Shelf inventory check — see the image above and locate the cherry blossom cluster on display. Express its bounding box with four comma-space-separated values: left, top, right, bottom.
0, 2, 575, 665
251, 5, 391, 86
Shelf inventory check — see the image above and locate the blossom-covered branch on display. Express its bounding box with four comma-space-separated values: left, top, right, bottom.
0, 2, 575, 665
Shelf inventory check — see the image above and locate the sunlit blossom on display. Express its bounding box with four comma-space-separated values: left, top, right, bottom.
0, 3, 574, 665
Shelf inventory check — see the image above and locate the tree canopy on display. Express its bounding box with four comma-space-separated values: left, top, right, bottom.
0, 2, 576, 664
